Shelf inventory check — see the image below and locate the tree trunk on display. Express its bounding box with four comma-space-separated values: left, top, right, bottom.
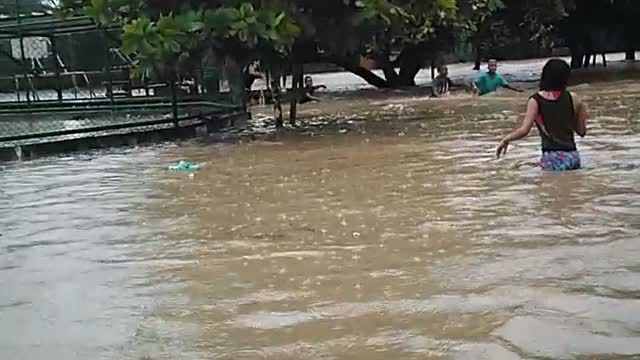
570, 55, 580, 68
289, 63, 303, 127
396, 46, 422, 86
269, 66, 284, 128
289, 74, 298, 127
379, 57, 399, 87
583, 34, 594, 68
335, 56, 418, 88
624, 21, 635, 61
331, 57, 391, 88
570, 44, 585, 69
626, 50, 636, 61
583, 53, 591, 68
202, 50, 220, 97
398, 63, 420, 86
473, 41, 481, 70
431, 58, 435, 80
224, 56, 246, 109
567, 22, 585, 69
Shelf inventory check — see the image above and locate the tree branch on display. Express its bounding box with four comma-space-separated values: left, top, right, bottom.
314, 54, 393, 88
333, 59, 392, 88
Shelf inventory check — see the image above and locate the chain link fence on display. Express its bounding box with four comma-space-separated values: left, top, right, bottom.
0, 1, 244, 153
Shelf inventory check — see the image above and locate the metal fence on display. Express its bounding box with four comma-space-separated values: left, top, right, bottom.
0, 2, 243, 151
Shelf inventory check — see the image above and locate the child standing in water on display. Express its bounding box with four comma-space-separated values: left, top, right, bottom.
431, 65, 453, 97
496, 59, 588, 171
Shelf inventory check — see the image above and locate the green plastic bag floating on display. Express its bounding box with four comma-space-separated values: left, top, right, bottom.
169, 160, 200, 172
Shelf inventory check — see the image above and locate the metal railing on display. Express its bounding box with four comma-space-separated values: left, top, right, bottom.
0, 2, 241, 149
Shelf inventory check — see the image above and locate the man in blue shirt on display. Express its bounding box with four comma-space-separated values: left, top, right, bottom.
472, 59, 523, 96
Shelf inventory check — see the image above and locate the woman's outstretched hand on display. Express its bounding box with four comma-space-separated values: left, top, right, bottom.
496, 139, 509, 158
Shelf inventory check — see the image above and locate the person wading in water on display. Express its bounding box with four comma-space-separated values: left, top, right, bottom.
496, 59, 588, 171
431, 65, 453, 97
472, 59, 524, 96
299, 76, 326, 104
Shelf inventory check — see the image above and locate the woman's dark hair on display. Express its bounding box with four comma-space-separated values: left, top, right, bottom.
539, 59, 571, 91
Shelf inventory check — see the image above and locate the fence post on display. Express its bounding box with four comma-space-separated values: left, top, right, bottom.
103, 30, 114, 109
126, 68, 133, 97
50, 35, 63, 102
289, 62, 300, 126
170, 72, 179, 128
15, 0, 30, 105
14, 77, 20, 102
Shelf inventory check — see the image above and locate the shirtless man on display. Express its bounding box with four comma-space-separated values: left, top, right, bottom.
300, 76, 326, 103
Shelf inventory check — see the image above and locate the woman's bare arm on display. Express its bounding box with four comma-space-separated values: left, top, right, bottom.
571, 92, 588, 137
496, 98, 537, 158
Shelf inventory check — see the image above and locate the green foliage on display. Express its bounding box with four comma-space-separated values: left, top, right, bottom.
60, 0, 300, 79
65, 0, 623, 87
471, 0, 569, 59
360, 0, 459, 42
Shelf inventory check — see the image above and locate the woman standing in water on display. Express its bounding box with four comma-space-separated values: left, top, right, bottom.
496, 59, 588, 171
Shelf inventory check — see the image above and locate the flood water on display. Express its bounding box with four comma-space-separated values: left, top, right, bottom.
2, 79, 640, 360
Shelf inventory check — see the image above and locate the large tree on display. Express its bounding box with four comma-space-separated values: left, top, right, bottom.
60, 0, 299, 77
295, 0, 504, 88
566, 0, 639, 66
58, 0, 640, 93
60, 0, 508, 89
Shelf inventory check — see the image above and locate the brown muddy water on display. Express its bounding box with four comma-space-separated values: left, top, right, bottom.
2, 80, 640, 360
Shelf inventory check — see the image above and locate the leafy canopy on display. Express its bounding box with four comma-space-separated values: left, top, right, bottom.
60, 0, 300, 77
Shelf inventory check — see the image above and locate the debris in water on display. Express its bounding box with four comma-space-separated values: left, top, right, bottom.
383, 104, 404, 111
169, 160, 200, 172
